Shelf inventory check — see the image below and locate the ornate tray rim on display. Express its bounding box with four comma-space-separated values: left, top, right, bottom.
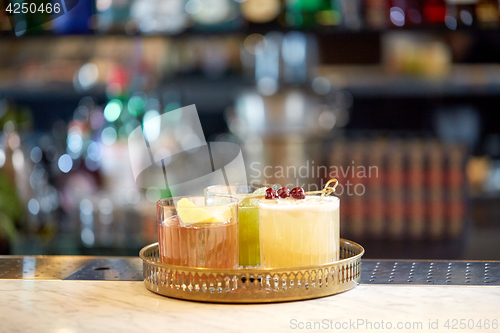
140, 238, 364, 303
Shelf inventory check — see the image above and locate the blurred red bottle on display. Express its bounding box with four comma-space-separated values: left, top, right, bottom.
423, 0, 446, 24
406, 0, 423, 26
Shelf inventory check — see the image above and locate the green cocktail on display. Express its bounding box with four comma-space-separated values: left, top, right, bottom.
205, 185, 265, 267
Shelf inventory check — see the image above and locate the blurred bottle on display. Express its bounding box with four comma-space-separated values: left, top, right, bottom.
406, 0, 423, 26
447, 145, 466, 238
286, 0, 340, 28
423, 0, 446, 25
241, 0, 282, 24
232, 31, 336, 187
96, 0, 132, 33
388, 0, 423, 28
387, 141, 404, 239
388, 0, 407, 28
186, 0, 240, 31
446, 0, 476, 28
366, 140, 385, 238
328, 137, 468, 242
365, 0, 388, 29
0, 4, 9, 32
316, 0, 342, 27
475, 0, 499, 28
130, 0, 187, 34
428, 142, 444, 239
383, 32, 452, 78
407, 141, 425, 239
338, 0, 363, 29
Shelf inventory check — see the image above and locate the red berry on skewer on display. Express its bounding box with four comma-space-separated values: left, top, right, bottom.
265, 188, 278, 199
290, 187, 306, 199
277, 187, 290, 198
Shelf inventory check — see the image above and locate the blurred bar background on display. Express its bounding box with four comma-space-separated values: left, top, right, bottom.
0, 0, 499, 259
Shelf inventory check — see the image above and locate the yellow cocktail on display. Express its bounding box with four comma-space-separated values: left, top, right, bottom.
259, 195, 340, 268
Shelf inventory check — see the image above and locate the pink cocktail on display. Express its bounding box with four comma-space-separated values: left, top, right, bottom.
157, 196, 239, 269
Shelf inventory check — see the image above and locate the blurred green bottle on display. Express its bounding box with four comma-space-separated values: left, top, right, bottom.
285, 0, 342, 28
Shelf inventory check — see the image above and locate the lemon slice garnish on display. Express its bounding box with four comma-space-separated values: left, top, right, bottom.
240, 187, 267, 207
177, 198, 231, 224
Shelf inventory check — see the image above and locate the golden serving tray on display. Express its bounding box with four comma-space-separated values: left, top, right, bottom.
140, 239, 364, 303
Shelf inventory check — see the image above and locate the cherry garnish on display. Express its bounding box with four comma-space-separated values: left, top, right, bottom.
290, 187, 306, 199
265, 188, 278, 199
277, 187, 290, 198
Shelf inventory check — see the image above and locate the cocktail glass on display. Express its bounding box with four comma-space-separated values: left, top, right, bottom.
157, 196, 238, 269
258, 195, 340, 268
205, 185, 264, 267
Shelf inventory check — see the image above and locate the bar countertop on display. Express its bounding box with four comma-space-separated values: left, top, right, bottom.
1, 257, 499, 333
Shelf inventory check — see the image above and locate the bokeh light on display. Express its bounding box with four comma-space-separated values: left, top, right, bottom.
164, 103, 182, 116
58, 154, 73, 173
390, 7, 405, 27
78, 63, 99, 90
90, 110, 105, 130
143, 110, 161, 143
185, 0, 203, 15
125, 188, 141, 204
40, 197, 52, 213
28, 199, 40, 215
127, 96, 146, 117
81, 228, 95, 247
67, 127, 83, 154
30, 147, 42, 164
0, 148, 5, 168
460, 10, 473, 26
101, 127, 117, 145
85, 156, 101, 172
244, 34, 267, 55
312, 77, 331, 95
8, 133, 20, 150
99, 198, 113, 215
104, 99, 123, 122
80, 199, 93, 215
96, 0, 112, 11
12, 149, 24, 171
146, 187, 161, 202
445, 15, 457, 30
87, 142, 103, 161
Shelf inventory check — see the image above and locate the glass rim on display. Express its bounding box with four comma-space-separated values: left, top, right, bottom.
258, 195, 340, 204
205, 183, 263, 190
156, 195, 239, 208
205, 183, 281, 192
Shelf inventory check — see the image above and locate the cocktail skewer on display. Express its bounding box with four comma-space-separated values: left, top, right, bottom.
242, 179, 339, 200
